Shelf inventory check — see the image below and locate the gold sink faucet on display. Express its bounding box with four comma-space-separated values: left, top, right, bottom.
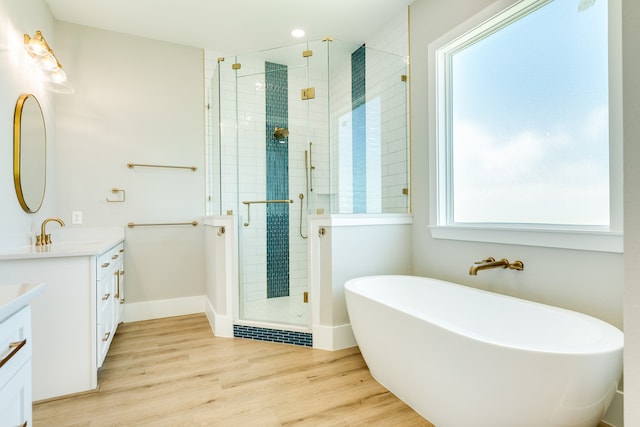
36, 217, 65, 246
469, 257, 524, 275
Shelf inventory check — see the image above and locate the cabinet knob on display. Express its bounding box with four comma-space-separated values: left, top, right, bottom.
101, 262, 110, 268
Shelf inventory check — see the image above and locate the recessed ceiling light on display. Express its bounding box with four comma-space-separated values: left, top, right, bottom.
291, 29, 305, 38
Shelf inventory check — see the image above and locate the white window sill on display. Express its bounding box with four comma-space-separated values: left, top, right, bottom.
429, 225, 623, 253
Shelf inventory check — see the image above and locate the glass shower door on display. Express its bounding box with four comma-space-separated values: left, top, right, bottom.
235, 45, 312, 328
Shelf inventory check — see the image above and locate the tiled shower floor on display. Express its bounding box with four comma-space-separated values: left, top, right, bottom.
241, 294, 308, 327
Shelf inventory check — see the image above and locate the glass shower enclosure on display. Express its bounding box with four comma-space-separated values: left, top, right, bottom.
208, 38, 409, 330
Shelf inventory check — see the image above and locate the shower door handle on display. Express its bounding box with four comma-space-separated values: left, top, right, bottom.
309, 142, 315, 192
241, 199, 293, 227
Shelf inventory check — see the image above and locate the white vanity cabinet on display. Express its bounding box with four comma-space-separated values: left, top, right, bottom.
0, 230, 125, 401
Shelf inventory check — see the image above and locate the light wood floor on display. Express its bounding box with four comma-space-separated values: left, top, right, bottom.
33, 314, 433, 426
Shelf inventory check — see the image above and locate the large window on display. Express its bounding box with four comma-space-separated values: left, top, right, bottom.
429, 0, 622, 252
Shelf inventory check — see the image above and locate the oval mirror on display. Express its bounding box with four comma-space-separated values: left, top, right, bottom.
14, 93, 46, 213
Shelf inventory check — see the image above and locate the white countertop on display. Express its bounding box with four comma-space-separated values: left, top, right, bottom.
0, 283, 45, 321
0, 227, 125, 260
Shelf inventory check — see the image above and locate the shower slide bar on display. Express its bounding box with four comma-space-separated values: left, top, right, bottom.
127, 163, 197, 172
127, 221, 199, 228
298, 193, 307, 239
242, 199, 293, 227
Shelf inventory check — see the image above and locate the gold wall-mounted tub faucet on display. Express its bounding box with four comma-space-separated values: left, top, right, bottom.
469, 257, 524, 275
36, 217, 65, 246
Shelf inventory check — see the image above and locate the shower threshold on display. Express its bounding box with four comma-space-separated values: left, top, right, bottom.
233, 323, 312, 347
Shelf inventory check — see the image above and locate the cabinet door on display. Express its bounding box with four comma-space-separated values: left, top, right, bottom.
0, 306, 31, 427
0, 356, 31, 427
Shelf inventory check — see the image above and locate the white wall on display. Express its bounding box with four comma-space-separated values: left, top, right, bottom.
53, 22, 206, 305
0, 0, 57, 248
622, 1, 640, 425
309, 214, 413, 350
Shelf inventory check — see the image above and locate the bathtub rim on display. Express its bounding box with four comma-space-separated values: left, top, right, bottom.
345, 274, 623, 356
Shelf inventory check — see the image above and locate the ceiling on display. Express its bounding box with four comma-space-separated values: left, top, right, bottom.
45, 0, 413, 55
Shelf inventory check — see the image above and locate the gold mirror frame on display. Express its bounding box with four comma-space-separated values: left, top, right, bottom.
14, 93, 46, 213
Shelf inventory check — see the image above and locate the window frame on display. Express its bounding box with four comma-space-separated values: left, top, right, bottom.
427, 0, 623, 253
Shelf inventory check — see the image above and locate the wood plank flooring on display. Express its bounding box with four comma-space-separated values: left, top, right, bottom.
33, 314, 433, 426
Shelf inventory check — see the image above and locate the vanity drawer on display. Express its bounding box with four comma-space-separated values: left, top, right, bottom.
97, 243, 124, 278
96, 275, 112, 311
0, 306, 31, 388
96, 300, 115, 367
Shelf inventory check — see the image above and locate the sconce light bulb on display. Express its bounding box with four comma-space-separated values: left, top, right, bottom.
24, 38, 47, 58
50, 68, 67, 83
39, 52, 59, 71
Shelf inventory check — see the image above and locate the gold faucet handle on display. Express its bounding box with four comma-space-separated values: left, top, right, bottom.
35, 234, 43, 246
474, 257, 495, 264
509, 260, 524, 271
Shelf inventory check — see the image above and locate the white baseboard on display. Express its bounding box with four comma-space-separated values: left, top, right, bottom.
203, 297, 234, 338
312, 323, 357, 351
123, 296, 205, 323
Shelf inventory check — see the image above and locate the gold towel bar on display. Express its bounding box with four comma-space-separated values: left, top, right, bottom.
127, 163, 197, 172
128, 221, 198, 228
242, 199, 293, 205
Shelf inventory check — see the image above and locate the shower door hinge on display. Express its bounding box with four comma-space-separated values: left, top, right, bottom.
303, 292, 309, 303
301, 87, 315, 100
302, 50, 313, 58
322, 36, 334, 42
232, 63, 241, 70
401, 74, 407, 82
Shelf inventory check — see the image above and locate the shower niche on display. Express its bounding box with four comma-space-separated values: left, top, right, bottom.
207, 38, 409, 332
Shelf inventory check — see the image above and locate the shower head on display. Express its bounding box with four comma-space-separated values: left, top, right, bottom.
273, 127, 289, 141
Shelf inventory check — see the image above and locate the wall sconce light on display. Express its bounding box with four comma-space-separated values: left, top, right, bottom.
24, 30, 74, 94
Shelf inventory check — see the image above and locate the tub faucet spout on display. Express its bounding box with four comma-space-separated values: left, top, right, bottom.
469, 257, 523, 275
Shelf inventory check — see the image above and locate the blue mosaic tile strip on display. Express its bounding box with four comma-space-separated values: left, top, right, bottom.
265, 61, 290, 298
352, 45, 367, 213
234, 324, 313, 347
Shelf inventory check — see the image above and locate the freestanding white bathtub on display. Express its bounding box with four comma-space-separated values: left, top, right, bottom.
344, 275, 623, 427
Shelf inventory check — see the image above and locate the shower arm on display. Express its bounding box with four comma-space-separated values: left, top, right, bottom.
242, 199, 293, 227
